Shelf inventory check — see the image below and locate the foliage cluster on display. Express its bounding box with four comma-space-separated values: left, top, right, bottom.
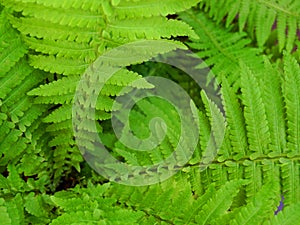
0, 0, 300, 224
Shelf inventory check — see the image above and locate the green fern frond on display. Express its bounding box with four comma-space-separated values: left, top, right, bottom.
197, 110, 211, 161
261, 58, 286, 155
280, 158, 300, 206
200, 91, 226, 163
199, 0, 300, 52
113, 96, 181, 166
282, 52, 300, 155
0, 198, 13, 225
0, 12, 51, 179
228, 181, 279, 225
221, 77, 248, 160
3, 0, 197, 76
33, 94, 74, 105
240, 64, 271, 159
29, 55, 89, 75
46, 120, 72, 132
28, 75, 80, 97
0, 12, 27, 76
8, 15, 99, 43
107, 17, 198, 40
6, 1, 105, 29
194, 180, 245, 224
14, 0, 105, 12
106, 173, 259, 224
23, 36, 97, 61
3, 194, 25, 225
1, 1, 300, 224
24, 192, 49, 220
180, 10, 264, 88
201, 91, 226, 148
52, 144, 83, 181
43, 104, 72, 123
112, 0, 200, 18
264, 202, 300, 225
0, 59, 32, 99
50, 183, 145, 225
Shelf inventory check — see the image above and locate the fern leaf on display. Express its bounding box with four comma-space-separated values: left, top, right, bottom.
0, 59, 33, 99
0, 12, 27, 76
113, 96, 181, 166
196, 110, 211, 161
264, 202, 300, 225
4, 194, 25, 225
199, 0, 300, 52
11, 0, 105, 12
286, 15, 298, 52
29, 55, 89, 75
229, 181, 279, 225
0, 199, 12, 225
195, 180, 245, 225
243, 160, 264, 202
52, 145, 83, 182
43, 104, 72, 123
107, 17, 198, 40
28, 75, 79, 97
18, 104, 48, 132
280, 158, 300, 206
113, 0, 200, 18
180, 10, 264, 88
5, 1, 105, 29
282, 52, 300, 155
23, 36, 97, 61
49, 184, 145, 225
8, 15, 99, 43
46, 120, 72, 132
200, 91, 226, 163
261, 58, 286, 155
221, 77, 248, 159
3, 0, 197, 78
240, 64, 271, 158
24, 193, 49, 219
33, 94, 74, 105
255, 4, 276, 47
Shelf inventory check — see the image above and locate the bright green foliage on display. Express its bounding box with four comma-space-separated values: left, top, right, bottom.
49, 183, 145, 225
240, 63, 271, 158
283, 52, 300, 155
264, 202, 300, 225
199, 0, 300, 52
1, 0, 300, 224
179, 10, 265, 90
1, 0, 198, 75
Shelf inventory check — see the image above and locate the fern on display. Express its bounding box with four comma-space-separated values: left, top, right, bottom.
2, 0, 197, 75
220, 77, 248, 159
199, 0, 300, 52
283, 52, 300, 155
265, 202, 300, 225
179, 10, 265, 89
1, 0, 300, 224
0, 10, 54, 193
261, 58, 286, 155
112, 0, 200, 18
240, 63, 271, 158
